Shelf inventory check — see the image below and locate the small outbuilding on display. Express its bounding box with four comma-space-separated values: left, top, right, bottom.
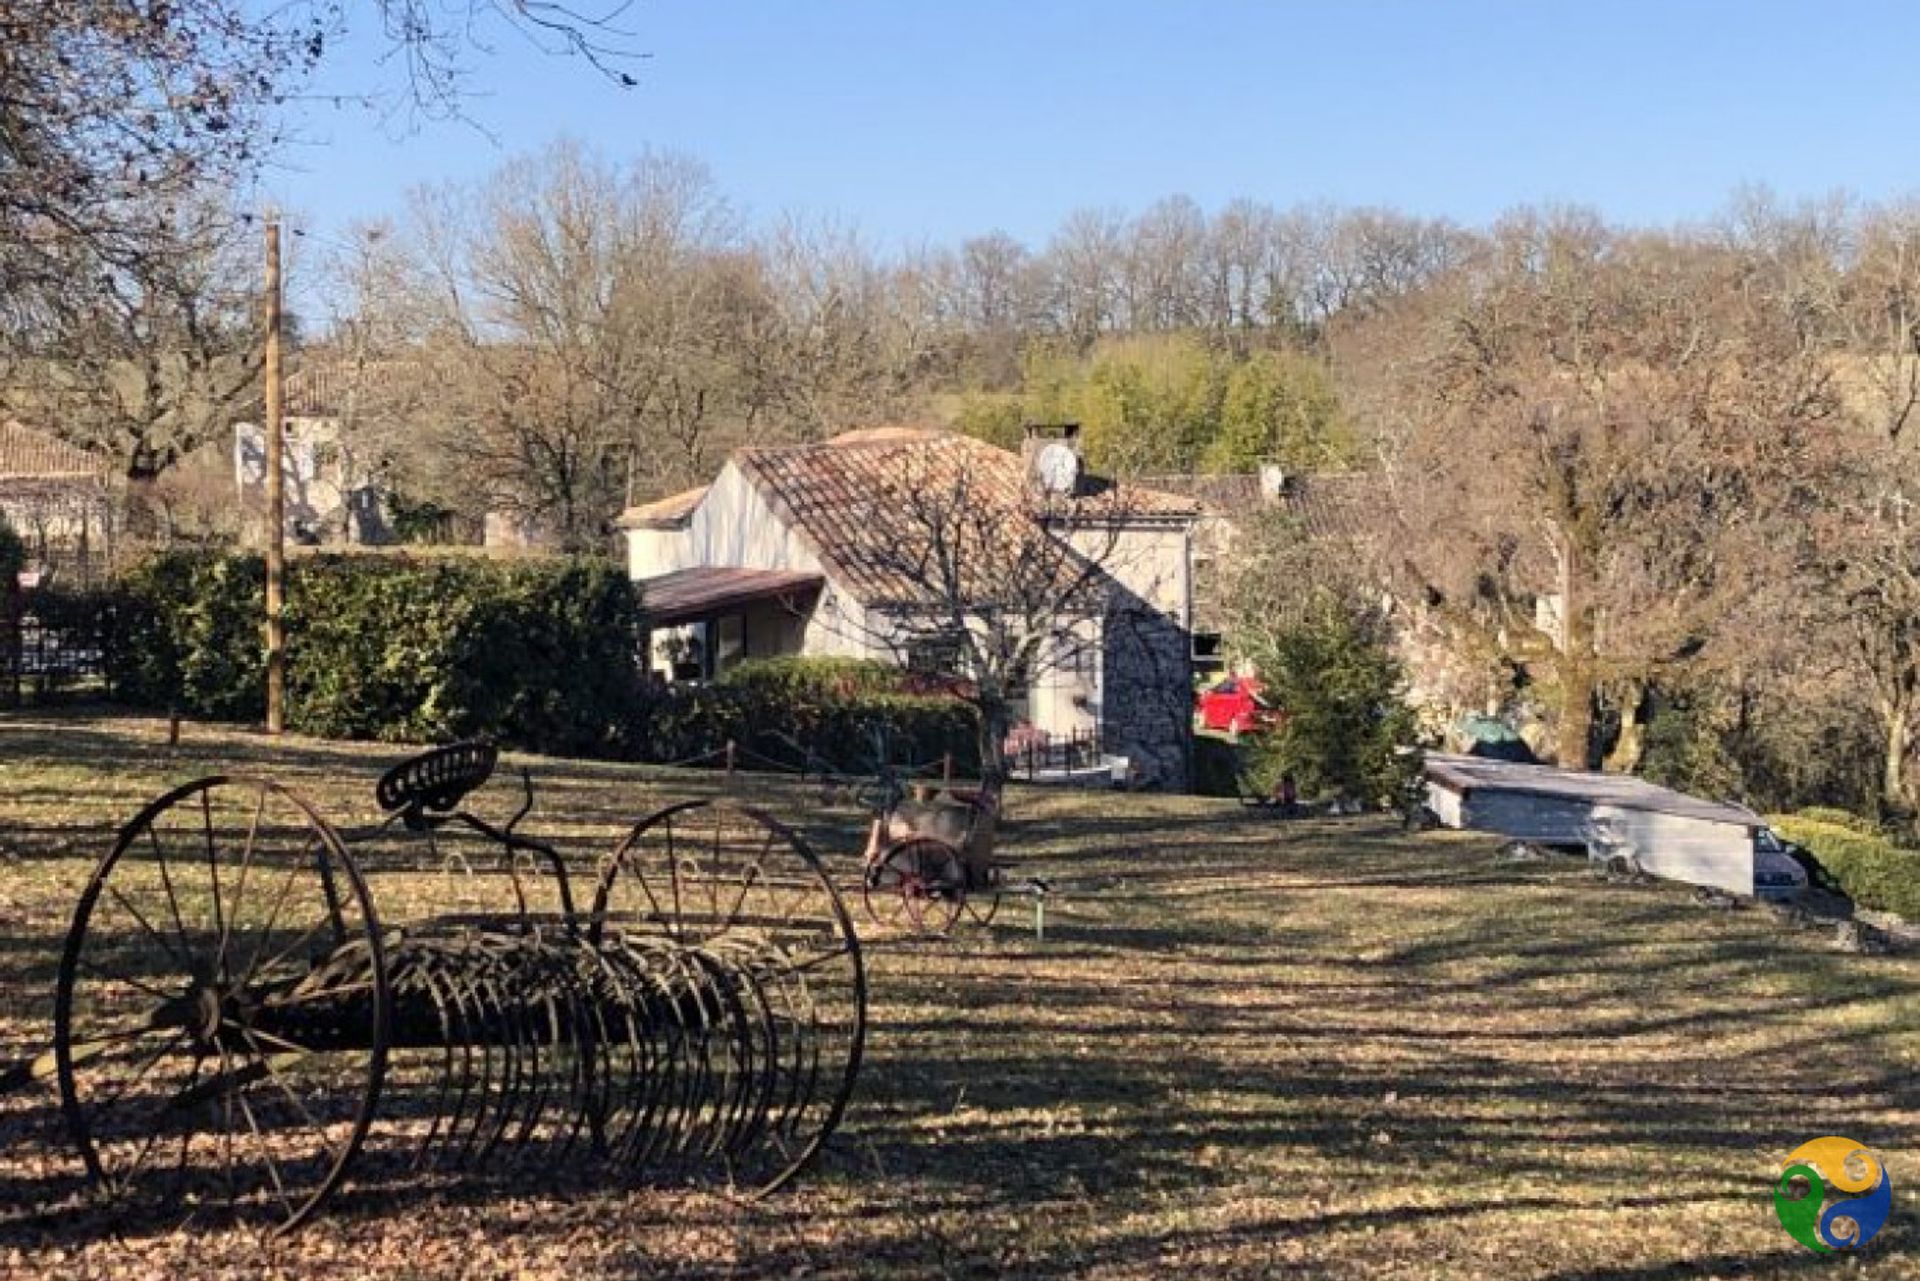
1423, 753, 1765, 897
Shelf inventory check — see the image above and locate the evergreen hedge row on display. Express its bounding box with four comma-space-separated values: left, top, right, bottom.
636, 658, 981, 775
1769, 814, 1920, 921
98, 552, 980, 770
110, 550, 646, 755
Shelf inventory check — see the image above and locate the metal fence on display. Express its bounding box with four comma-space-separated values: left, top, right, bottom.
3, 589, 113, 705
1007, 726, 1109, 781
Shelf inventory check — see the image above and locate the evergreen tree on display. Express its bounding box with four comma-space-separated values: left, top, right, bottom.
1241, 591, 1421, 808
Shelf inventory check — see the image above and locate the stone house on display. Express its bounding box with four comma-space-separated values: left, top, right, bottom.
618, 425, 1202, 788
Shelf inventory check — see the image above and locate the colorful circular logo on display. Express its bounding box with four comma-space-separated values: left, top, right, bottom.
1774, 1137, 1892, 1252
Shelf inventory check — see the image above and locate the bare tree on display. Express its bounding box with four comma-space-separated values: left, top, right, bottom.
1366, 210, 1835, 767
1, 2, 643, 309
1124, 196, 1210, 332
384, 143, 743, 544
1798, 199, 1920, 810
1044, 208, 1127, 349
0, 199, 261, 533
750, 219, 922, 441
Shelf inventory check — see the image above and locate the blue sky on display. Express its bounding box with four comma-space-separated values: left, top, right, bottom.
269, 2, 1920, 252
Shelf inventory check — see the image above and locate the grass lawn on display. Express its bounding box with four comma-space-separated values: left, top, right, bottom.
0, 710, 1916, 1279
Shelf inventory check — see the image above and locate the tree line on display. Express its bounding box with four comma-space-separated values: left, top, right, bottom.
309, 143, 1429, 537
1334, 196, 1920, 819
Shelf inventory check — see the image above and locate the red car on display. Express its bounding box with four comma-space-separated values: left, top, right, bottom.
1195, 677, 1281, 736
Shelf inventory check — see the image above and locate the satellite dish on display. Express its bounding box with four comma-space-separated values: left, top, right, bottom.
1035, 441, 1081, 494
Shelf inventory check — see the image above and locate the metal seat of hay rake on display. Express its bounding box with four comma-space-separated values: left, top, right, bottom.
40, 741, 867, 1235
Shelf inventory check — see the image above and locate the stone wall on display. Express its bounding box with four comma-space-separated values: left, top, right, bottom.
1101, 594, 1193, 791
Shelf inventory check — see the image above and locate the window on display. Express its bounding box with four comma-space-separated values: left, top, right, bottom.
906, 632, 965, 677
1058, 635, 1098, 681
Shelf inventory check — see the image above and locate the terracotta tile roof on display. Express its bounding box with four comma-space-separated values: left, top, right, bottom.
1137, 473, 1263, 509
1140, 470, 1379, 540
616, 485, 708, 530
0, 420, 110, 482
1276, 473, 1377, 540
282, 357, 418, 418
735, 430, 1197, 607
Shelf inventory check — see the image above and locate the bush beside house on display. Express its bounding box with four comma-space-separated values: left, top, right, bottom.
635, 658, 980, 774
110, 551, 646, 754
1770, 813, 1920, 921
96, 552, 978, 769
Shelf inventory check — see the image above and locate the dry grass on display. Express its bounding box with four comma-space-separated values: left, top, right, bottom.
0, 710, 1916, 1279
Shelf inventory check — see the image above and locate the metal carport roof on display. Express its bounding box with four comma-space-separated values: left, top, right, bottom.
635, 567, 824, 628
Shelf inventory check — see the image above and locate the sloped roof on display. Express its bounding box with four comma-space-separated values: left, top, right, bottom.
1140, 470, 1379, 540
0, 420, 110, 482
1277, 473, 1376, 539
1138, 472, 1264, 509
616, 485, 708, 530
636, 566, 824, 627
282, 357, 420, 418
733, 429, 1197, 606
1424, 753, 1760, 827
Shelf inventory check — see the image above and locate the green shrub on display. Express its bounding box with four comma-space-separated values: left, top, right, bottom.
110, 551, 266, 718
1190, 734, 1246, 799
1236, 597, 1422, 808
634, 684, 747, 766
1640, 697, 1743, 802
1770, 814, 1920, 921
717, 656, 908, 702
107, 549, 644, 754
698, 656, 980, 775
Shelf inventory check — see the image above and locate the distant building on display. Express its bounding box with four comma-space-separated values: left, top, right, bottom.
231, 361, 397, 546
1134, 464, 1376, 672
0, 420, 116, 585
481, 509, 556, 551
618, 425, 1202, 788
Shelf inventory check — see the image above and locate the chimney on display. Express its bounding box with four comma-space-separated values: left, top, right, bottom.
1023, 422, 1084, 496
1021, 422, 1081, 465
1258, 462, 1288, 501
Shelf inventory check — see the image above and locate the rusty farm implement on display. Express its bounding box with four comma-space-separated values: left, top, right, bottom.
18, 741, 866, 1234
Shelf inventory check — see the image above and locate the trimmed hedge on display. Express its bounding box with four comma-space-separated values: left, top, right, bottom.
633, 657, 980, 775
100, 554, 979, 771
109, 550, 645, 755
1770, 814, 1920, 921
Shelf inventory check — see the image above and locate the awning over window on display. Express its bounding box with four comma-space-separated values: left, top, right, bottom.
636, 567, 824, 628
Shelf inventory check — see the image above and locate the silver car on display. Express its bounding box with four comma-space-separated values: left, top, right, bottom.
1753, 828, 1811, 901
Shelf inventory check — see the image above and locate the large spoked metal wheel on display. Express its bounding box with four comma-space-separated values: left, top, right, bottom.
864, 837, 965, 936
53, 777, 389, 1236
590, 799, 865, 1198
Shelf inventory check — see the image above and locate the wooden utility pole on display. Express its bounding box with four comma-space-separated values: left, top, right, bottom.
264, 216, 286, 735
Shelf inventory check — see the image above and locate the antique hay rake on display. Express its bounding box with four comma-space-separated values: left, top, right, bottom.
32, 742, 866, 1235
